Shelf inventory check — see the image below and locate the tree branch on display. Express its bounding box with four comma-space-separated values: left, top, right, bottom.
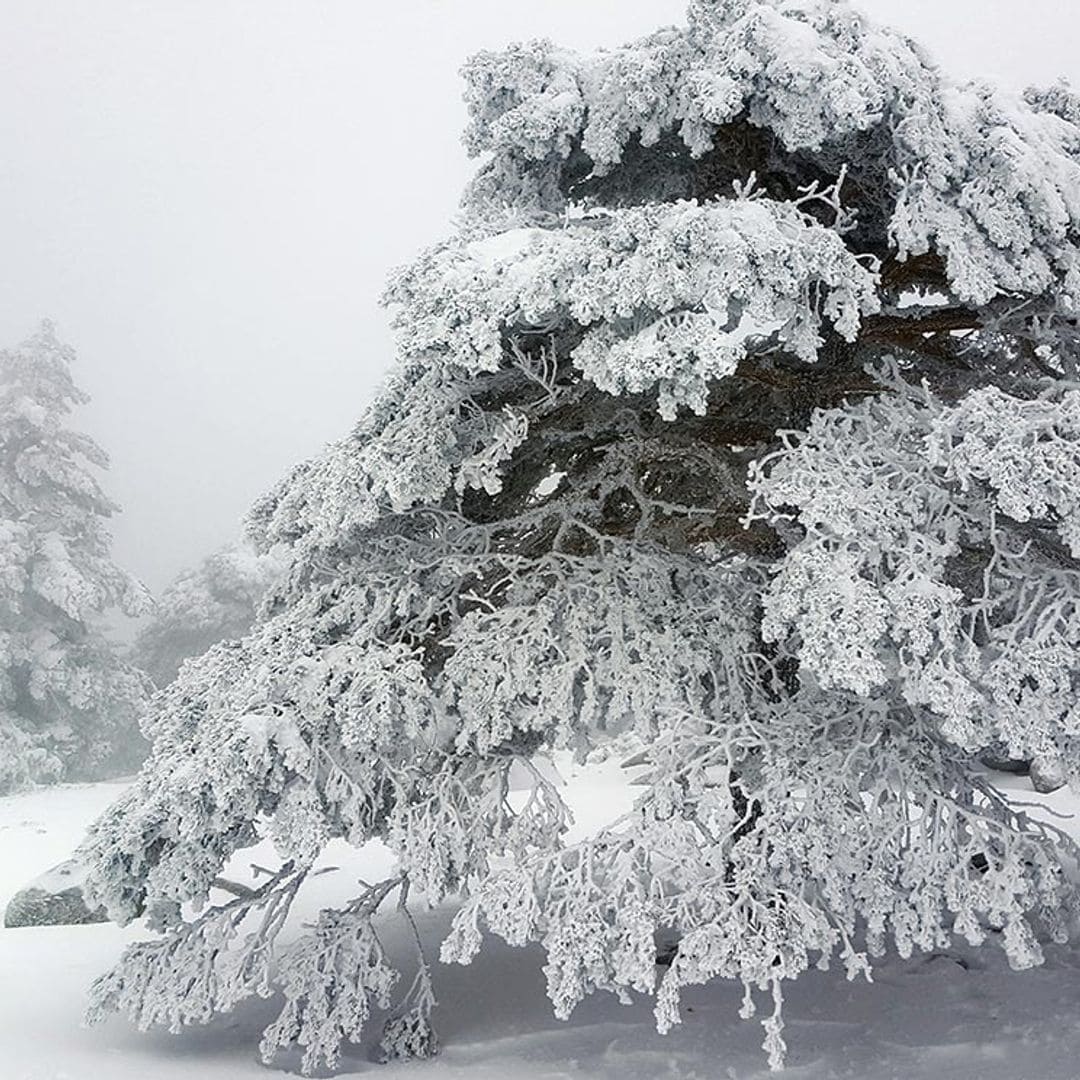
860, 307, 982, 345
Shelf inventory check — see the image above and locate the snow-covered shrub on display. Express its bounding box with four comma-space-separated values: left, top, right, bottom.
81, 0, 1080, 1071
0, 322, 151, 792
131, 543, 287, 689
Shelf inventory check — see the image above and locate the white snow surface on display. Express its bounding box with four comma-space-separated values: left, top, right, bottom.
4, 762, 1080, 1079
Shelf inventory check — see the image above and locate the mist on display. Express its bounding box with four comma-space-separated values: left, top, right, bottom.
1, 0, 1076, 596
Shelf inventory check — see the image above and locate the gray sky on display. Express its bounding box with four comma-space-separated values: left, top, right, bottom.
1, 0, 1076, 596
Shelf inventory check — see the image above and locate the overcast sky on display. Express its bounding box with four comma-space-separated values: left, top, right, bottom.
1, 0, 1077, 598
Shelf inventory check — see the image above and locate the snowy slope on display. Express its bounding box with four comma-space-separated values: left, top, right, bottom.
4, 762, 1080, 1080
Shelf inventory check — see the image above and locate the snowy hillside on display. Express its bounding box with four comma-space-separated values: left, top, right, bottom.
4, 763, 1080, 1080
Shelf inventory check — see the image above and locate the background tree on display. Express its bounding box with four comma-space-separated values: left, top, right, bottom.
0, 321, 151, 793
82, 1, 1080, 1071
131, 543, 286, 689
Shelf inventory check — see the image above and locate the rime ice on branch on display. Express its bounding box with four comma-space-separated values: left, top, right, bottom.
81, 0, 1080, 1071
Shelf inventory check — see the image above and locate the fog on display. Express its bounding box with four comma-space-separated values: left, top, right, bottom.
1, 0, 1076, 597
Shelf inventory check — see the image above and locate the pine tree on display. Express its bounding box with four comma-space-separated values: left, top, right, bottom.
0, 321, 151, 792
81, 1, 1080, 1071
131, 543, 286, 689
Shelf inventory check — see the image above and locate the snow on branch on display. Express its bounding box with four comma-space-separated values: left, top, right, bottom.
462, 0, 1080, 306
749, 367, 1080, 759
386, 198, 879, 418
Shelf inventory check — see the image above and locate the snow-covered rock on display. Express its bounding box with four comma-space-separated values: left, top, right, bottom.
1031, 756, 1067, 795
4, 858, 107, 928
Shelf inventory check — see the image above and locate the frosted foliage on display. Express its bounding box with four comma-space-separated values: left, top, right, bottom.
462, 0, 1080, 306
0, 322, 150, 793
750, 371, 1080, 756
260, 906, 398, 1074
80, 0, 1080, 1073
246, 363, 548, 549
760, 547, 890, 696
927, 387, 1080, 556
132, 542, 288, 688
460, 12, 892, 167
456, 408, 529, 495
0, 717, 61, 794
444, 708, 1071, 1073
387, 199, 878, 419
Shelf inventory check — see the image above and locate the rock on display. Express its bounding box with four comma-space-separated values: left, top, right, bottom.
979, 743, 1030, 775
1030, 755, 1067, 795
3, 858, 107, 928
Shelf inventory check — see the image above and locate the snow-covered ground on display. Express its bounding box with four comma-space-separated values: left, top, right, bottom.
4, 762, 1080, 1080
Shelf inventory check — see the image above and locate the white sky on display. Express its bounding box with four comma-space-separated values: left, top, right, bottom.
0, 0, 1077, 595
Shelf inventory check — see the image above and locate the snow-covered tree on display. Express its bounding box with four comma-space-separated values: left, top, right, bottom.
81, 1, 1080, 1070
0, 321, 151, 793
131, 543, 286, 689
